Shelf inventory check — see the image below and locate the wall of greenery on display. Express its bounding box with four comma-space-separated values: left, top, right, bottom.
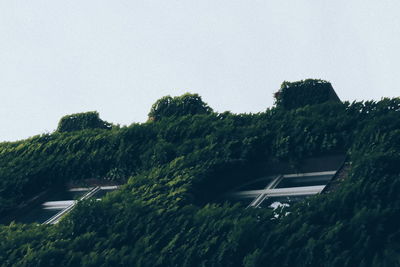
0, 87, 399, 266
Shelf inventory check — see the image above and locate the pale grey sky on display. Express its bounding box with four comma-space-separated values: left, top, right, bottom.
1, 1, 399, 141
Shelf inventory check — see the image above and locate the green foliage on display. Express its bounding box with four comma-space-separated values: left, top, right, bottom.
1, 90, 400, 266
148, 93, 213, 121
274, 79, 341, 110
57, 111, 112, 133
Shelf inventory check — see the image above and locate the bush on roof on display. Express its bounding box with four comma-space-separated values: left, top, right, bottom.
274, 79, 340, 110
148, 93, 213, 121
57, 111, 112, 133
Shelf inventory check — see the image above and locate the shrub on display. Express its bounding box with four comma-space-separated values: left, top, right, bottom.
57, 111, 112, 133
274, 79, 341, 110
148, 93, 213, 121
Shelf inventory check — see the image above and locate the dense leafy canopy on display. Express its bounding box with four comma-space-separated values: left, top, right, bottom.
148, 93, 213, 121
57, 111, 112, 133
274, 79, 341, 110
0, 87, 400, 266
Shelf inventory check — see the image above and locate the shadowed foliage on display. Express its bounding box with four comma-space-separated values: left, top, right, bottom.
274, 79, 341, 110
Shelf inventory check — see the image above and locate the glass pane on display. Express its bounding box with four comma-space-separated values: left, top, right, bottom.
275, 174, 333, 188
258, 195, 312, 208
237, 178, 275, 190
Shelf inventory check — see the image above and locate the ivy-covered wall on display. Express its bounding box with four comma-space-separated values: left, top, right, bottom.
1, 85, 400, 266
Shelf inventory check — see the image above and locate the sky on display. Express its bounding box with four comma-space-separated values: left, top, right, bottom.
1, 1, 400, 141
